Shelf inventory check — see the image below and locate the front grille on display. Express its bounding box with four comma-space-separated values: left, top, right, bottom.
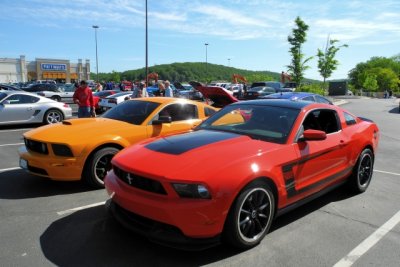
113, 165, 167, 195
24, 138, 49, 155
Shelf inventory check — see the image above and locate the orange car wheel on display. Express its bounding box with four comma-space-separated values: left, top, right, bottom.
223, 181, 275, 249
83, 147, 120, 189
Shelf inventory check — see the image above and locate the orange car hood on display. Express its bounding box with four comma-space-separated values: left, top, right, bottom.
23, 118, 137, 144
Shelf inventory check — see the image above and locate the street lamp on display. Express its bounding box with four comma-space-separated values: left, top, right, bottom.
92, 25, 99, 82
228, 58, 231, 67
145, 0, 149, 87
205, 43, 209, 83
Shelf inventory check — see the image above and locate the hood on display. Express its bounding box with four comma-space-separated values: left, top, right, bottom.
23, 118, 136, 144
189, 81, 238, 108
113, 130, 280, 180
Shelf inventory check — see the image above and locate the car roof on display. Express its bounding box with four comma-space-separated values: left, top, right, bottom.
230, 99, 311, 109
265, 92, 317, 99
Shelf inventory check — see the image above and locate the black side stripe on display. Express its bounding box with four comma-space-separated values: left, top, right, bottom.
282, 145, 351, 198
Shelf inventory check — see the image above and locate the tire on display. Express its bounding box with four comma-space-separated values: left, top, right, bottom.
223, 181, 275, 249
43, 109, 64, 124
51, 95, 61, 102
83, 147, 120, 189
349, 148, 374, 193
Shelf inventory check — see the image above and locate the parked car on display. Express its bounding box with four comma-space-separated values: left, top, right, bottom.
0, 84, 23, 91
250, 81, 285, 90
93, 90, 119, 113
19, 97, 219, 188
243, 86, 276, 99
105, 99, 379, 250
263, 92, 333, 104
22, 83, 59, 93
98, 91, 132, 111
0, 91, 72, 125
36, 84, 76, 103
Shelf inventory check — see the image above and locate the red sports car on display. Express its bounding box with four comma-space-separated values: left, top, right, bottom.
105, 99, 379, 250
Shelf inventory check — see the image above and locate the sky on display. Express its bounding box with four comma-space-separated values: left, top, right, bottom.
1, 0, 399, 81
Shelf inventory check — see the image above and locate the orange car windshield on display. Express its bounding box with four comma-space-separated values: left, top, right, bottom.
102, 100, 160, 125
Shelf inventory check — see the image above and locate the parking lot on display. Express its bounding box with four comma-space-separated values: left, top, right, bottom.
0, 97, 399, 266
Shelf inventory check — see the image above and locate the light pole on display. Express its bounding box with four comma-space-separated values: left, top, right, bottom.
228, 58, 231, 67
205, 43, 209, 83
92, 25, 99, 82
145, 0, 148, 87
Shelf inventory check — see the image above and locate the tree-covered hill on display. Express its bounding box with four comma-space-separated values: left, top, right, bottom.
96, 62, 318, 84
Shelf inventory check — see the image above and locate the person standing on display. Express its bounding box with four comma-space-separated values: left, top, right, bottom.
95, 82, 103, 92
164, 80, 173, 97
73, 80, 95, 118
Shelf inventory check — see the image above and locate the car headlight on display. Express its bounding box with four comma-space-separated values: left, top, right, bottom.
172, 183, 211, 199
51, 144, 73, 157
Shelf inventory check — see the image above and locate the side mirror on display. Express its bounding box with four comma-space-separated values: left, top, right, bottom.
300, 129, 326, 141
152, 115, 172, 125
1, 100, 10, 105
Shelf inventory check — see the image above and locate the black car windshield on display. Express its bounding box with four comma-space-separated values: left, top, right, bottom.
197, 104, 300, 144
0, 92, 7, 101
102, 100, 160, 125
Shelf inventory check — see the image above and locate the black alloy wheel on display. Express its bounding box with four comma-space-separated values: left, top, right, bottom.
83, 147, 120, 188
349, 148, 374, 193
223, 181, 275, 249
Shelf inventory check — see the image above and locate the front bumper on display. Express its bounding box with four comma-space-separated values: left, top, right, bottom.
105, 171, 227, 250
106, 199, 221, 251
18, 146, 83, 181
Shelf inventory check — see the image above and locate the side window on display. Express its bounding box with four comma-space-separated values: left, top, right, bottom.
344, 112, 357, 125
5, 94, 22, 104
204, 107, 216, 117
162, 104, 198, 122
315, 95, 331, 104
302, 96, 315, 102
21, 95, 39, 104
303, 109, 340, 134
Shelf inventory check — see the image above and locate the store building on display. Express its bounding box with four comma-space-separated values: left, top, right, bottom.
0, 55, 91, 84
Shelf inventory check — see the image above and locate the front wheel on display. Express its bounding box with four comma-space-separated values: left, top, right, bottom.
83, 147, 120, 188
223, 181, 275, 249
349, 148, 374, 193
43, 109, 64, 124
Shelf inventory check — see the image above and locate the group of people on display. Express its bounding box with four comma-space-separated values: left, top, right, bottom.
72, 79, 175, 118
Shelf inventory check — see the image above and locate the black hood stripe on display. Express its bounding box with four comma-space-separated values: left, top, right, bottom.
145, 130, 240, 155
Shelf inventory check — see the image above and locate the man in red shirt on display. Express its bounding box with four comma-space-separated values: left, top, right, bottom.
73, 80, 95, 118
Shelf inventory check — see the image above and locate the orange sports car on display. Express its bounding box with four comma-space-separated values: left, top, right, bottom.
18, 97, 219, 188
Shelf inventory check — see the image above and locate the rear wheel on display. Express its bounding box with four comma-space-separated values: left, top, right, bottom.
223, 181, 275, 249
83, 147, 120, 188
51, 95, 61, 102
349, 148, 374, 193
43, 109, 63, 124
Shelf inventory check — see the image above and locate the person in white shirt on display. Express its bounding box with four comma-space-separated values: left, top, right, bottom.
164, 80, 173, 97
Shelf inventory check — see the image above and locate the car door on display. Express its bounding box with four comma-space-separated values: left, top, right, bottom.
286, 109, 351, 202
0, 94, 39, 123
146, 103, 202, 137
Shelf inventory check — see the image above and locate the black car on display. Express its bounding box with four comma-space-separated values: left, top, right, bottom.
0, 84, 23, 91
22, 83, 59, 93
244, 86, 276, 99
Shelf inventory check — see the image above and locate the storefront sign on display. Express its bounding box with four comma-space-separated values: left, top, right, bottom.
41, 63, 66, 71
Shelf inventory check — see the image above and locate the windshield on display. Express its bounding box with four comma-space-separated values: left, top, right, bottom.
197, 104, 300, 144
0, 92, 7, 101
102, 100, 160, 125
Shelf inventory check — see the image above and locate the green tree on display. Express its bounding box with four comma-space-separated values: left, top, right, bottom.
317, 37, 348, 90
362, 74, 378, 92
287, 16, 313, 88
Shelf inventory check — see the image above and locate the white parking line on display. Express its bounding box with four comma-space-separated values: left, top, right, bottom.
334, 210, 400, 267
0, 142, 24, 147
0, 167, 21, 173
374, 169, 400, 176
57, 201, 106, 216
